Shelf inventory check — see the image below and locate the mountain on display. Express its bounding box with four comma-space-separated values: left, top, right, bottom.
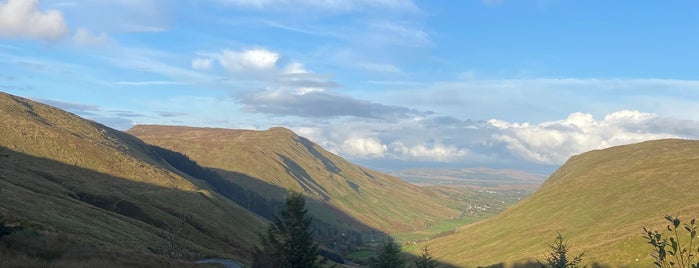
0, 92, 267, 266
127, 125, 461, 234
420, 139, 699, 267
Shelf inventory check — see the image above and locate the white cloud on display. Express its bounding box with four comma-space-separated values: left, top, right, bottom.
278, 107, 699, 171
219, 48, 279, 73
191, 57, 213, 70
342, 137, 388, 158
489, 110, 691, 165
392, 142, 467, 162
73, 28, 110, 47
295, 87, 324, 95
211, 48, 340, 90
0, 0, 69, 40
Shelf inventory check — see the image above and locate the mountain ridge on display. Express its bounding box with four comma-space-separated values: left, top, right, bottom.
0, 92, 267, 264
128, 124, 461, 233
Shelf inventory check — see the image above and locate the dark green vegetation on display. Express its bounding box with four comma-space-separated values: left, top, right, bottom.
643, 216, 699, 268
369, 238, 406, 268
415, 246, 438, 268
540, 233, 585, 268
253, 191, 324, 268
421, 139, 699, 267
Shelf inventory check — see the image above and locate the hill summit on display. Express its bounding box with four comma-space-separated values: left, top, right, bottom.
128, 124, 461, 233
423, 138, 699, 267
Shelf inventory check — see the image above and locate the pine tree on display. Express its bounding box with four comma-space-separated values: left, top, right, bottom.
540, 232, 585, 268
415, 245, 438, 268
253, 191, 323, 268
369, 237, 406, 268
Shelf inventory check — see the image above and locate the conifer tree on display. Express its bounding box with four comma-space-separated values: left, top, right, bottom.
253, 191, 323, 268
369, 237, 406, 268
540, 232, 585, 268
415, 245, 438, 268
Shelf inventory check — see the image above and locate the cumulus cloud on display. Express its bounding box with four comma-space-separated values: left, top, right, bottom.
489, 110, 698, 165
342, 137, 387, 158
392, 142, 467, 162
281, 109, 699, 171
219, 48, 279, 75
235, 89, 424, 120
0, 0, 69, 40
214, 48, 337, 89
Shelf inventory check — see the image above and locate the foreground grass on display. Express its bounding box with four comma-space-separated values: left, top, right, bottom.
0, 229, 201, 268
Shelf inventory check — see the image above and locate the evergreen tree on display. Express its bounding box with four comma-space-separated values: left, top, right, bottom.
369, 237, 406, 268
253, 191, 323, 268
540, 232, 585, 268
415, 245, 438, 268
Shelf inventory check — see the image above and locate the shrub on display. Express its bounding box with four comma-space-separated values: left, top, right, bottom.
643, 215, 699, 268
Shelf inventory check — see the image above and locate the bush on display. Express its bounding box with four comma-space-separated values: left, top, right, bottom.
643, 215, 699, 268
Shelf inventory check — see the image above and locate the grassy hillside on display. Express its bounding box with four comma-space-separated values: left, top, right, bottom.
0, 92, 267, 265
419, 139, 699, 267
128, 125, 461, 234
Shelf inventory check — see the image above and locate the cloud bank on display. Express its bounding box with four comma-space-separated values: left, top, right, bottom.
286, 110, 699, 170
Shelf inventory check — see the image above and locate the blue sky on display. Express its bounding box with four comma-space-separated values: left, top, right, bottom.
2, 0, 699, 173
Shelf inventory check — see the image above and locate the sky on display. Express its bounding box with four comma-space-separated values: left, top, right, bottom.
2, 0, 699, 173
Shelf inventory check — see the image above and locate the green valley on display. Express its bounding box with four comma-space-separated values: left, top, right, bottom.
2, 91, 699, 268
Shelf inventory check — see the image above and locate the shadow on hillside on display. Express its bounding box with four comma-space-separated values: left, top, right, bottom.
0, 146, 466, 267
0, 146, 256, 263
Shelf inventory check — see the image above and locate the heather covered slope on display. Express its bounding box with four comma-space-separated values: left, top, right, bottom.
422, 139, 699, 267
0, 92, 266, 263
128, 125, 461, 233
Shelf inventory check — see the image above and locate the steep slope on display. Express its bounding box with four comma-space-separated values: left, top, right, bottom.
422, 139, 699, 267
0, 92, 266, 264
128, 125, 460, 233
